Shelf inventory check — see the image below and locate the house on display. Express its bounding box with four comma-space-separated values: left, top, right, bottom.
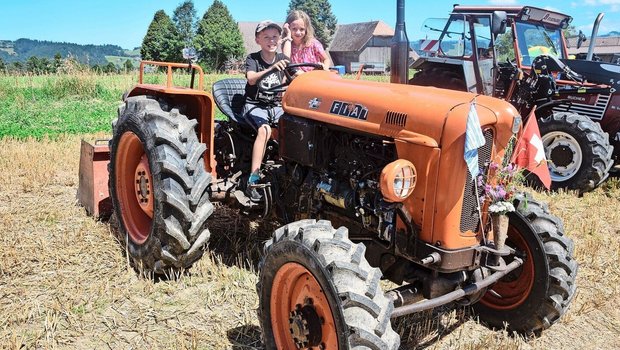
328, 21, 418, 74
566, 36, 620, 64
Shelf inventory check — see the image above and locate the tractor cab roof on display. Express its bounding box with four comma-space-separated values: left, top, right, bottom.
451, 5, 572, 29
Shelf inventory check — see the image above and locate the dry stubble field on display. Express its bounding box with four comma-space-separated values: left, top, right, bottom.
0, 134, 619, 349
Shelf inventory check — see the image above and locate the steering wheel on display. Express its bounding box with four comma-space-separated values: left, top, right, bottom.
531, 55, 583, 83
257, 62, 326, 94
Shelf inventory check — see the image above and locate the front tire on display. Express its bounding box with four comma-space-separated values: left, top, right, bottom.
109, 96, 213, 274
258, 220, 400, 349
473, 194, 578, 335
536, 111, 613, 193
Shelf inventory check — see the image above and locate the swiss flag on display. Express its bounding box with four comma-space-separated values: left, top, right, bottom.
511, 108, 552, 189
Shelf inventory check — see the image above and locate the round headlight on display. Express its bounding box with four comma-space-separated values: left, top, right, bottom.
380, 159, 417, 202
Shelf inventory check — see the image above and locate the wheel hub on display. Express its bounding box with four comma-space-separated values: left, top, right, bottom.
289, 299, 323, 348
542, 131, 583, 181
134, 155, 154, 218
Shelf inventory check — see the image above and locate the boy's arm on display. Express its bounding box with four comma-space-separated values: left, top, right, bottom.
246, 60, 289, 85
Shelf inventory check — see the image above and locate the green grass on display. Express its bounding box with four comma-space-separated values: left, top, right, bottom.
0, 71, 242, 139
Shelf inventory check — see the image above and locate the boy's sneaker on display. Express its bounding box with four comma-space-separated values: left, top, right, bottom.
245, 172, 262, 202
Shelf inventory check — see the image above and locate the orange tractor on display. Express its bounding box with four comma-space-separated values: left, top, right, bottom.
104, 1, 577, 347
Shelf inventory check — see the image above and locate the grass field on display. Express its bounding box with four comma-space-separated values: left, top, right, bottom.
0, 71, 619, 349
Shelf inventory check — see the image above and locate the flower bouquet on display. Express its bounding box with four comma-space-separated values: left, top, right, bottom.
478, 161, 525, 250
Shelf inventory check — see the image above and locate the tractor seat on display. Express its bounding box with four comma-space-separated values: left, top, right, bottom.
212, 78, 247, 125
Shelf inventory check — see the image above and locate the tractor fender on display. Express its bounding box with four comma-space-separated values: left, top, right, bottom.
125, 85, 216, 173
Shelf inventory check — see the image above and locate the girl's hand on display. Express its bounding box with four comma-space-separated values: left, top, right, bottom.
282, 23, 292, 41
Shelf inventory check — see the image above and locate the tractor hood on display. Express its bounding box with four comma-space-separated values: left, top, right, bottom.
282, 71, 519, 148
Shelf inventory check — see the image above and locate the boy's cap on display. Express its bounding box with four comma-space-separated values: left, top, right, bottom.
255, 20, 282, 36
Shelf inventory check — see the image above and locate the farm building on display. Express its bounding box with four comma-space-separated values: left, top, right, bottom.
328, 21, 394, 74
567, 35, 620, 63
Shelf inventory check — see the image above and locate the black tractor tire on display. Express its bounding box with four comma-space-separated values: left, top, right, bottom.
258, 220, 400, 349
408, 67, 468, 91
109, 95, 213, 274
535, 111, 613, 193
473, 193, 578, 335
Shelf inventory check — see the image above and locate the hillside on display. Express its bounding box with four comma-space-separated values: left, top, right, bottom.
0, 38, 139, 65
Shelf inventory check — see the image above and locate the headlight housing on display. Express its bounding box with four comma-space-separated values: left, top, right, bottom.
380, 159, 417, 202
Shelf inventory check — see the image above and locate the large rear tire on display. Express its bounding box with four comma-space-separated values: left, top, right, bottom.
535, 111, 613, 193
258, 220, 400, 349
109, 96, 213, 274
473, 194, 578, 335
409, 67, 467, 91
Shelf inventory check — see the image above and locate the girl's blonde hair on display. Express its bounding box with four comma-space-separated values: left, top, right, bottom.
286, 10, 315, 46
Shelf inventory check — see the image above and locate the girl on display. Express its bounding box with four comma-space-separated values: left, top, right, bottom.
281, 10, 331, 71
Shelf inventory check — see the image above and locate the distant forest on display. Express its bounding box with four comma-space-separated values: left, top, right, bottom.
0, 38, 137, 65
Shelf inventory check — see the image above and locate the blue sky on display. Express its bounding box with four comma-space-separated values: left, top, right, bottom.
1, 0, 618, 49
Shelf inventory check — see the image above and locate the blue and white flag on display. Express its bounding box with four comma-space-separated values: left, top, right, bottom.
464, 101, 485, 178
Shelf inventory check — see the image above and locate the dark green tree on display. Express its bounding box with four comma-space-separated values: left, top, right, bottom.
53, 53, 62, 72
141, 10, 183, 62
194, 0, 244, 72
124, 59, 134, 72
173, 0, 197, 49
287, 0, 337, 48
0, 57, 6, 72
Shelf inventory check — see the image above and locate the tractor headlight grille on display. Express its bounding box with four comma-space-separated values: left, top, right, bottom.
459, 129, 494, 233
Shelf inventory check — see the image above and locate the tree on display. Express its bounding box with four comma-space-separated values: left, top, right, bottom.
173, 0, 197, 49
124, 59, 134, 72
0, 57, 6, 73
141, 10, 183, 62
194, 0, 244, 72
53, 53, 62, 72
287, 0, 337, 49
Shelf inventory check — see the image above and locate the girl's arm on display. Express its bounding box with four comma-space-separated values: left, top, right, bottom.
281, 23, 293, 58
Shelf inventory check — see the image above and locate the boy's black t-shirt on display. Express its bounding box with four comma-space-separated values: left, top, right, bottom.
245, 52, 289, 105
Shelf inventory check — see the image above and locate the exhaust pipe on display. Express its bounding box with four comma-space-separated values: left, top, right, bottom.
586, 12, 604, 61
390, 0, 409, 84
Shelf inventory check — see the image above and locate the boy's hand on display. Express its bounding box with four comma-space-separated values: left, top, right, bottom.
271, 59, 289, 72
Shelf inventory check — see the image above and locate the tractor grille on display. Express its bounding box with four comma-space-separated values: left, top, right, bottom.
385, 111, 408, 127
459, 129, 494, 233
552, 93, 610, 121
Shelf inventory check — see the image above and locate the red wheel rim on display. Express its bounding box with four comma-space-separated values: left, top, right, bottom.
480, 225, 535, 309
271, 262, 339, 349
115, 132, 153, 244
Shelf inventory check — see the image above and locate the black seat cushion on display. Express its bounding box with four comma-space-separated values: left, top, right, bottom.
212, 78, 247, 124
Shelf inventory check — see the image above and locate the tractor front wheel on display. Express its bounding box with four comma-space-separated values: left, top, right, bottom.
109, 96, 213, 274
536, 111, 613, 193
473, 194, 578, 335
258, 220, 400, 349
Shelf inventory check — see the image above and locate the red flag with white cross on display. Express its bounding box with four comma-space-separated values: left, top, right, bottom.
511, 109, 552, 189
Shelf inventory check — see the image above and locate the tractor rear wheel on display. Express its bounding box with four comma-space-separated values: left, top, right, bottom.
535, 111, 613, 193
409, 67, 467, 91
473, 193, 578, 335
109, 95, 213, 274
258, 220, 400, 349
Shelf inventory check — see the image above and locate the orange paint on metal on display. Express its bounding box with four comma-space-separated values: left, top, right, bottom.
116, 132, 152, 245
271, 262, 338, 349
380, 159, 417, 202
478, 224, 535, 309
139, 60, 204, 91
134, 154, 154, 218
77, 139, 112, 218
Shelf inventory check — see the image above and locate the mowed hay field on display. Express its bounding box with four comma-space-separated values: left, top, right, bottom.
1, 73, 620, 349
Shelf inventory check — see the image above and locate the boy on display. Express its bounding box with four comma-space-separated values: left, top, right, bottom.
244, 20, 289, 201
